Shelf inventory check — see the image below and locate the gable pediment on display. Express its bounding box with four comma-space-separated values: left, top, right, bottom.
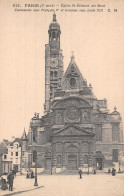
61, 55, 89, 91
53, 125, 94, 137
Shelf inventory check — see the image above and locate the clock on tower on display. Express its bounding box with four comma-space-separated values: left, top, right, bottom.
51, 58, 58, 67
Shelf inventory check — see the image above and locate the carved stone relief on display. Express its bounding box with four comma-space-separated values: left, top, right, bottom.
65, 106, 79, 121
55, 113, 62, 125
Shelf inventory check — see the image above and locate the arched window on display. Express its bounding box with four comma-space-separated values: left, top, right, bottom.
33, 129, 37, 143
57, 32, 59, 41
112, 149, 118, 162
57, 155, 61, 164
52, 32, 56, 40
33, 151, 37, 162
84, 155, 88, 164
50, 71, 53, 78
54, 71, 57, 78
112, 123, 119, 142
96, 124, 102, 141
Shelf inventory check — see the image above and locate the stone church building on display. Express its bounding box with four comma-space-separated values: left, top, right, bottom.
22, 14, 124, 173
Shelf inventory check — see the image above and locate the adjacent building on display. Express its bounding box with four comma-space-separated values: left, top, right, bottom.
2, 138, 22, 173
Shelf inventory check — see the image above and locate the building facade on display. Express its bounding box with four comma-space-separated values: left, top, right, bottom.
2, 138, 22, 173
25, 14, 124, 173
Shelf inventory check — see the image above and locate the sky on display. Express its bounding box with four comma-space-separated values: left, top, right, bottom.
0, 0, 124, 141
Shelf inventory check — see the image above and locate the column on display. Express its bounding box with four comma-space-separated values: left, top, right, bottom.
52, 143, 56, 173
88, 142, 93, 169
62, 142, 66, 171
79, 142, 83, 169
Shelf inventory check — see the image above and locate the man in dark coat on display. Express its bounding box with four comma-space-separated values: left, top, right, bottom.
112, 168, 116, 176
7, 171, 14, 191
79, 169, 83, 179
26, 170, 29, 178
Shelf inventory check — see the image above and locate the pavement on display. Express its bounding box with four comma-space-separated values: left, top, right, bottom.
0, 173, 124, 196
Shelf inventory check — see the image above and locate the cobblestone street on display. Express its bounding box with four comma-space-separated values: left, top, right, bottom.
0, 173, 124, 196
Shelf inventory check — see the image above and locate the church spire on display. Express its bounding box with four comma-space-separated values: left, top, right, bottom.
21, 128, 27, 140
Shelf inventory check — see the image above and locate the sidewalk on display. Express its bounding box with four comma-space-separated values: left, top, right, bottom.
0, 175, 44, 196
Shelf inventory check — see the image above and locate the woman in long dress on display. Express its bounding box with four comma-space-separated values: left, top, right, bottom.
1, 175, 8, 190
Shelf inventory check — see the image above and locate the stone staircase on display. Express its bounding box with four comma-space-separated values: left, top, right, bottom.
40, 170, 52, 175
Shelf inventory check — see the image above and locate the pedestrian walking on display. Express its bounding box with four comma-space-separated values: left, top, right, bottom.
112, 168, 116, 176
108, 169, 111, 174
79, 169, 83, 179
93, 169, 96, 174
12, 170, 16, 178
7, 171, 14, 191
26, 170, 29, 178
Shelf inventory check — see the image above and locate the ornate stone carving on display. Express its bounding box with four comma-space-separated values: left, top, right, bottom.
65, 106, 79, 121
56, 143, 62, 152
53, 126, 91, 136
83, 112, 90, 123
55, 113, 62, 125
69, 77, 77, 88
81, 142, 89, 153
53, 97, 91, 110
66, 144, 78, 153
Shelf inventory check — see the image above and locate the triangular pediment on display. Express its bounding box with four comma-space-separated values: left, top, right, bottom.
53, 125, 94, 137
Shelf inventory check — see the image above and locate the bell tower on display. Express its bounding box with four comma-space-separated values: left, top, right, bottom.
44, 13, 64, 113
49, 13, 61, 55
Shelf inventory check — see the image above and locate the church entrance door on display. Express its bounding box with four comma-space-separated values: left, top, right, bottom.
46, 158, 51, 170
96, 158, 102, 170
68, 155, 77, 170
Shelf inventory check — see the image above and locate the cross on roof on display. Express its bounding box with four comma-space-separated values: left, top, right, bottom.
71, 51, 75, 61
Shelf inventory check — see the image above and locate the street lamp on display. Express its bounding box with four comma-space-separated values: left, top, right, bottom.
118, 155, 121, 173
88, 162, 89, 175
87, 155, 89, 175
51, 159, 52, 175
34, 156, 38, 186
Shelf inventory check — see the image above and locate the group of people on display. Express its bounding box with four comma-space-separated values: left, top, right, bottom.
78, 167, 117, 178
108, 168, 116, 176
26, 170, 34, 179
0, 170, 15, 191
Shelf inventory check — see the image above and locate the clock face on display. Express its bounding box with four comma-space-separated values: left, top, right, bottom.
51, 58, 58, 67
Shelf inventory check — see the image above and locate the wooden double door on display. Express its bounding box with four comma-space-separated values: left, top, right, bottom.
68, 155, 77, 170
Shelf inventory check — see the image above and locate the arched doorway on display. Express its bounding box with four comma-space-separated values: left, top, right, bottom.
45, 151, 52, 170
93, 151, 104, 170
66, 144, 78, 170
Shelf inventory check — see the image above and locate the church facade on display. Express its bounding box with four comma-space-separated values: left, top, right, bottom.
23, 14, 124, 173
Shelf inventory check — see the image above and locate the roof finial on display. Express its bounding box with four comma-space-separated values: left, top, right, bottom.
114, 106, 117, 111
53, 12, 56, 22
71, 51, 75, 61
89, 83, 92, 87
